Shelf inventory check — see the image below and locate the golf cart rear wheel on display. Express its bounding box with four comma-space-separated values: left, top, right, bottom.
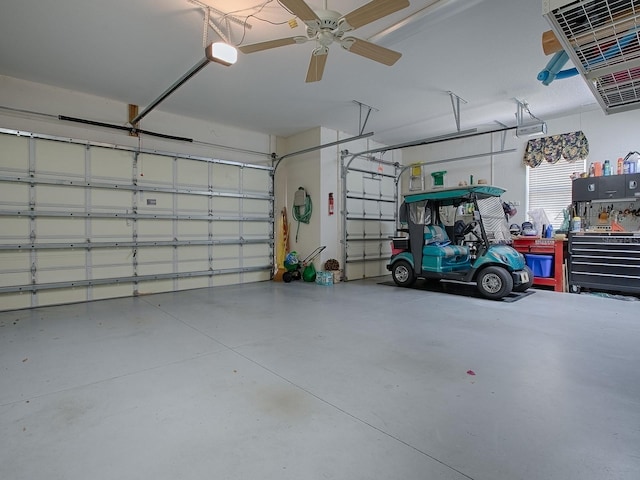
476, 266, 513, 300
392, 260, 416, 287
512, 266, 534, 292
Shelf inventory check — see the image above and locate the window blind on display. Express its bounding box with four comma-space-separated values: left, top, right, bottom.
528, 160, 585, 229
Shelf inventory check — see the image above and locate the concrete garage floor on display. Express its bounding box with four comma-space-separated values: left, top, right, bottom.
1, 278, 639, 480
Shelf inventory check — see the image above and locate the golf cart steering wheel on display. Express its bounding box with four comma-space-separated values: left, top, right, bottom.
462, 221, 479, 236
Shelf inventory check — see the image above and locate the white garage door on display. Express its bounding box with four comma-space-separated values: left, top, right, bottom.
0, 129, 273, 311
341, 153, 399, 280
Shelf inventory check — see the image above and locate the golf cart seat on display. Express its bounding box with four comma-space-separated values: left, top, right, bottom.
422, 225, 471, 271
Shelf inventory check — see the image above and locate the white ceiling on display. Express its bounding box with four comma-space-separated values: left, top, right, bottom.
0, 0, 598, 146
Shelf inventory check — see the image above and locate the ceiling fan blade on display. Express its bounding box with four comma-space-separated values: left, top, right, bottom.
239, 37, 298, 54
280, 0, 320, 24
342, 37, 402, 66
341, 0, 410, 31
305, 50, 328, 83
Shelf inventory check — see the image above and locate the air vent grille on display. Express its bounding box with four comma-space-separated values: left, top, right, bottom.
544, 0, 640, 113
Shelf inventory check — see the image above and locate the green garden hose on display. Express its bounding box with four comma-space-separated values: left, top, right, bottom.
293, 193, 312, 242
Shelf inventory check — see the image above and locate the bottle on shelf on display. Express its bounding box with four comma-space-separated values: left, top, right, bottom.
617, 157, 624, 175
603, 159, 611, 176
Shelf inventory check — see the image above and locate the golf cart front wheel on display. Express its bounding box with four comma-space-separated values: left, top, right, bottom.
476, 266, 513, 300
392, 260, 416, 287
512, 266, 534, 292
282, 271, 293, 283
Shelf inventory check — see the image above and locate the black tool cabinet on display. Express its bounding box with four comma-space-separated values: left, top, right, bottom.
570, 173, 640, 294
568, 232, 640, 294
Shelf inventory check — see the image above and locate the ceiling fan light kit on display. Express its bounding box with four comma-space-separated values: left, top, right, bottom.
238, 0, 410, 82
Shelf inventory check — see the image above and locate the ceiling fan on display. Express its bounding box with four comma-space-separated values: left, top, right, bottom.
238, 0, 410, 82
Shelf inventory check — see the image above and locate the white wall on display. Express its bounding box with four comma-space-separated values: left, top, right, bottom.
0, 75, 274, 163
275, 128, 322, 258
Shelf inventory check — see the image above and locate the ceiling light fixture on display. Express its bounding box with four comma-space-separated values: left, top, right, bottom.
206, 42, 238, 66
515, 99, 547, 138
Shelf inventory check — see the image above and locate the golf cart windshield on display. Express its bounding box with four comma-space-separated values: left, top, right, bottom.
477, 196, 511, 244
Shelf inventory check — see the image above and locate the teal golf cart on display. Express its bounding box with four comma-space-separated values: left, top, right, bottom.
387, 185, 532, 300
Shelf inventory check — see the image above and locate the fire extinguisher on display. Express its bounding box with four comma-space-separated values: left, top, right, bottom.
328, 193, 334, 216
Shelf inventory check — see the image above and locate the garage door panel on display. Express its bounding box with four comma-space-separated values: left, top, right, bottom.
211, 164, 240, 190
37, 287, 87, 305
138, 192, 173, 214
38, 250, 86, 269
137, 219, 173, 238
176, 160, 208, 188
177, 194, 208, 212
242, 222, 269, 236
137, 246, 173, 264
177, 277, 209, 291
137, 261, 173, 276
0, 135, 29, 172
36, 217, 85, 241
91, 189, 132, 210
213, 197, 240, 213
380, 202, 395, 217
346, 174, 364, 193
213, 245, 240, 266
0, 218, 30, 241
177, 220, 208, 239
92, 284, 133, 301
214, 256, 242, 270
346, 198, 364, 213
91, 219, 132, 241
136, 279, 173, 295
363, 177, 383, 193
0, 183, 29, 208
243, 244, 269, 258
35, 140, 85, 177
35, 185, 85, 211
38, 266, 86, 283
212, 221, 240, 237
0, 293, 31, 311
92, 248, 134, 279
244, 271, 269, 283
243, 256, 270, 268
92, 263, 134, 279
178, 245, 208, 262
362, 222, 385, 236
177, 259, 207, 273
0, 250, 30, 287
136, 154, 173, 184
244, 199, 270, 215
243, 168, 270, 192
212, 274, 240, 286
90, 148, 133, 180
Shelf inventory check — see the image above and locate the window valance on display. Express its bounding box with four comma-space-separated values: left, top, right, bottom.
523, 131, 589, 168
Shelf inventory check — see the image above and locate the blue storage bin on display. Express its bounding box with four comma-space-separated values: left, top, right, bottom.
525, 254, 553, 278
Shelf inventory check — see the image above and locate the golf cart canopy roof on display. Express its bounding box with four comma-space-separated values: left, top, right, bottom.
403, 185, 506, 205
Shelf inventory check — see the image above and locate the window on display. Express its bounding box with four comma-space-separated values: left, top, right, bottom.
527, 160, 585, 229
